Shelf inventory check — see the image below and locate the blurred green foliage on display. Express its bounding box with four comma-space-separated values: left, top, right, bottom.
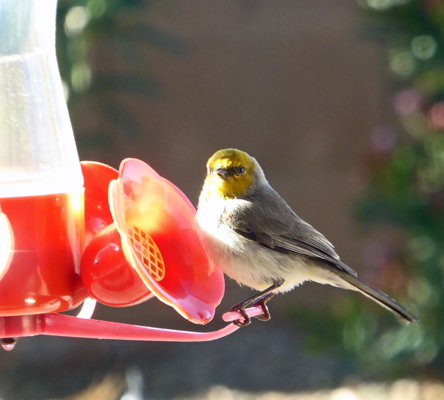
55, 0, 188, 158
293, 0, 444, 380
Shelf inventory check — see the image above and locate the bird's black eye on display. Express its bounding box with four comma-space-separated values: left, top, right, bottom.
237, 166, 246, 175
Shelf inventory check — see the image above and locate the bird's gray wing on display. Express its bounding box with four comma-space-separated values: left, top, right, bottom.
222, 186, 357, 276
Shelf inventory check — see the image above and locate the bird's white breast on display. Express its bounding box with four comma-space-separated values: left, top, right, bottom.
196, 196, 320, 292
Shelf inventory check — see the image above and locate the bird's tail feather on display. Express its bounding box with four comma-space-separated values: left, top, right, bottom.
336, 270, 418, 324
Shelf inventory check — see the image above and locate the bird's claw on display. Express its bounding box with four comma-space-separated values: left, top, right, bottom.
230, 305, 251, 327
252, 300, 271, 321
230, 292, 275, 326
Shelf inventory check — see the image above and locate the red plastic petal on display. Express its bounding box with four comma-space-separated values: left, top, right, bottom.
81, 162, 118, 245
80, 224, 153, 307
119, 158, 166, 229
111, 159, 225, 324
161, 178, 224, 307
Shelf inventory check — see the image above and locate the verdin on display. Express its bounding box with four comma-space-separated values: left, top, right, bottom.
196, 148, 418, 326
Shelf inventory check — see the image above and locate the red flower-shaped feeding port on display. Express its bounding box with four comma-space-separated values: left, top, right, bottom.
80, 158, 225, 324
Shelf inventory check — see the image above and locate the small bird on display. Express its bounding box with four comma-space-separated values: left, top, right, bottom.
196, 148, 418, 326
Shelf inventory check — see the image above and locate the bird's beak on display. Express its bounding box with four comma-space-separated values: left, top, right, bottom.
216, 168, 230, 180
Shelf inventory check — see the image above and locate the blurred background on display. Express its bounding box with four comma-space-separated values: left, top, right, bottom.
1, 0, 443, 399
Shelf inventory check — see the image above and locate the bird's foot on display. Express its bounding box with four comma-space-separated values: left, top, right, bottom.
228, 281, 282, 326
230, 303, 251, 327
230, 291, 276, 326
251, 292, 274, 321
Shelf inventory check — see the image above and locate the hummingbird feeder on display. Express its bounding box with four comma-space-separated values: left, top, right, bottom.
0, 0, 262, 351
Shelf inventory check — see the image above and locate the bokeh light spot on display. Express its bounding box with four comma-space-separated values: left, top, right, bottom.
393, 89, 422, 116
389, 49, 416, 76
71, 63, 92, 93
429, 102, 444, 130
366, 0, 411, 10
414, 340, 439, 364
411, 35, 437, 60
87, 0, 107, 18
408, 277, 434, 306
376, 324, 424, 360
408, 236, 435, 262
65, 6, 90, 37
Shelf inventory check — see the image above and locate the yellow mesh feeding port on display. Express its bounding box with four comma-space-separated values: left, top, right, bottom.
127, 226, 165, 281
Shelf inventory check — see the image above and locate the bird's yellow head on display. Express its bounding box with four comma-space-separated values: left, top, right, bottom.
203, 148, 262, 199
